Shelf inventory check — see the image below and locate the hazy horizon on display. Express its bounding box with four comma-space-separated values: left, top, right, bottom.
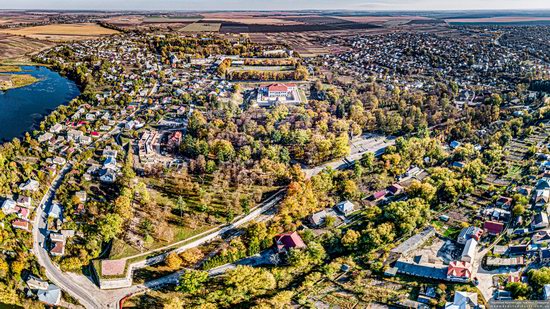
2, 0, 550, 12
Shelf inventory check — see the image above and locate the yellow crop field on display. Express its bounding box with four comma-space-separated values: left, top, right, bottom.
0, 23, 119, 42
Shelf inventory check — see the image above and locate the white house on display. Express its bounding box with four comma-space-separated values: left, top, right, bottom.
445, 291, 480, 309
19, 179, 40, 191
335, 200, 355, 215
37, 284, 61, 306
1, 199, 16, 214
461, 238, 477, 263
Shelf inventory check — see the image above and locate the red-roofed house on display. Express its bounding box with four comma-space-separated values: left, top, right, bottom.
168, 131, 183, 151
484, 221, 505, 235
387, 184, 404, 196
496, 196, 513, 210
372, 190, 388, 201
274, 231, 306, 253
447, 260, 472, 282
12, 219, 30, 231
15, 206, 29, 220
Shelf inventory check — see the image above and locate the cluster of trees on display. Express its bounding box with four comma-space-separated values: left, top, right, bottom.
154, 35, 289, 62
244, 58, 297, 66
226, 65, 308, 81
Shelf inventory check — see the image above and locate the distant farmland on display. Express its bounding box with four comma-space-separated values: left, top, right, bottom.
180, 22, 221, 32
446, 17, 550, 25
0, 33, 54, 60
0, 23, 119, 42
218, 17, 380, 33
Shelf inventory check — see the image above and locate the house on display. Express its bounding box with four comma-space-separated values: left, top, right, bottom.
80, 135, 92, 145
404, 166, 424, 179
371, 190, 387, 201
1, 199, 16, 214
48, 203, 62, 220
495, 290, 512, 300
543, 284, 550, 300
26, 275, 48, 290
16, 196, 32, 208
387, 183, 405, 196
49, 232, 65, 256
517, 186, 532, 197
12, 219, 30, 231
447, 261, 472, 282
532, 230, 550, 245
52, 156, 66, 166
461, 239, 477, 263
389, 226, 435, 261
67, 129, 83, 142
309, 210, 328, 227
103, 156, 117, 170
536, 178, 550, 190
38, 132, 54, 143
486, 256, 525, 267
14, 206, 29, 220
394, 260, 447, 281
445, 291, 480, 309
531, 212, 549, 230
50, 123, 63, 133
452, 161, 465, 169
19, 179, 39, 191
274, 231, 306, 254
450, 141, 461, 150
484, 208, 511, 222
457, 226, 483, 245
167, 131, 183, 151
37, 284, 61, 306
493, 245, 508, 255
102, 147, 118, 158
99, 169, 116, 183
335, 200, 355, 215
535, 190, 550, 208
540, 249, 550, 264
496, 196, 513, 210
508, 245, 529, 256
75, 191, 87, 203
483, 221, 505, 235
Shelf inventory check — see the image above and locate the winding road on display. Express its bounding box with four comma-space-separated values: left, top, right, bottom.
31, 119, 393, 308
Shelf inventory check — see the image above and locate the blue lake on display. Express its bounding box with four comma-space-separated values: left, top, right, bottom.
0, 65, 80, 141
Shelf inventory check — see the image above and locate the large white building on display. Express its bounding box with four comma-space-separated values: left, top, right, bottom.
265, 84, 296, 98
256, 83, 303, 107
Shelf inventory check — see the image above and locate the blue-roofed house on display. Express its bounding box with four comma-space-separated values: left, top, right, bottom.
536, 178, 550, 190
450, 141, 461, 150
103, 156, 117, 170
452, 161, 466, 169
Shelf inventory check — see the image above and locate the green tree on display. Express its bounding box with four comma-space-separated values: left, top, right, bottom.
97, 214, 124, 241
175, 196, 187, 217
177, 270, 209, 294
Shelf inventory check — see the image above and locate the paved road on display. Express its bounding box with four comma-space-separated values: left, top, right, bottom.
32, 130, 390, 309
303, 134, 395, 178
32, 108, 138, 308
32, 163, 102, 309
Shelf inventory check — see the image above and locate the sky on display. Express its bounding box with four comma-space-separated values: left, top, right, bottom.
2, 0, 550, 11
